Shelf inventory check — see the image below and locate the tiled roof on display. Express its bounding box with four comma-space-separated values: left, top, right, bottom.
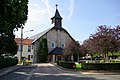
15, 38, 33, 45
49, 47, 64, 55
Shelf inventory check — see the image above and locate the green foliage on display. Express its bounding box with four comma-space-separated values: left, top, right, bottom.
74, 62, 82, 70
0, 36, 18, 56
57, 61, 75, 69
0, 0, 28, 31
110, 59, 120, 63
57, 61, 120, 70
108, 52, 120, 56
0, 0, 28, 56
0, 57, 18, 69
92, 53, 101, 58
83, 25, 120, 62
81, 63, 120, 70
39, 38, 48, 63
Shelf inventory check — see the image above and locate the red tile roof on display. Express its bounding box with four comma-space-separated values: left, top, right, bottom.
15, 38, 33, 45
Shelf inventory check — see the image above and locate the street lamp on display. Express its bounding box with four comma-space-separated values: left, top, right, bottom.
24, 30, 34, 33
20, 26, 34, 62
20, 26, 24, 62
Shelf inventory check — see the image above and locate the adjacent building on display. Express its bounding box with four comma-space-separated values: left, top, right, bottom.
15, 38, 34, 62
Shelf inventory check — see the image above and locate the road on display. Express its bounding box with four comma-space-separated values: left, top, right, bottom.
0, 63, 120, 80
0, 66, 36, 80
31, 63, 120, 80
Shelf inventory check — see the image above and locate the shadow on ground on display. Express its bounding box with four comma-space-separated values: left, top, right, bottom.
31, 74, 106, 80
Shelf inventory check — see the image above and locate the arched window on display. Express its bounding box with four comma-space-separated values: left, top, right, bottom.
61, 43, 65, 48
51, 42, 55, 48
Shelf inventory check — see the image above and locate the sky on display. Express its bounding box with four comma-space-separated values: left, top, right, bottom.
15, 0, 120, 43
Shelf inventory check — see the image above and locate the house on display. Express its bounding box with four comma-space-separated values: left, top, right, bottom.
30, 5, 76, 63
15, 38, 34, 62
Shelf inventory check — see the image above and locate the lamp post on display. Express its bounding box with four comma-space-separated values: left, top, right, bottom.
20, 27, 34, 62
20, 26, 24, 61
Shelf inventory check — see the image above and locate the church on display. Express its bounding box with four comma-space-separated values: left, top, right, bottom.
30, 5, 76, 63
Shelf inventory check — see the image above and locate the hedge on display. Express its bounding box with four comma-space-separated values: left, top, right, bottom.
0, 57, 18, 69
57, 61, 120, 70
57, 61, 74, 69
81, 63, 120, 70
110, 59, 120, 63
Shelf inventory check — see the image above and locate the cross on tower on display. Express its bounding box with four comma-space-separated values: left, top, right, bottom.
55, 4, 58, 9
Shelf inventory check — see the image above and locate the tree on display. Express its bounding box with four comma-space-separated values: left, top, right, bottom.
64, 40, 81, 61
0, 36, 18, 56
79, 44, 89, 57
0, 0, 28, 56
39, 38, 48, 63
84, 25, 120, 62
0, 0, 28, 31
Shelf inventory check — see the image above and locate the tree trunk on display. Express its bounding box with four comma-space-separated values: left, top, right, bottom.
103, 53, 109, 63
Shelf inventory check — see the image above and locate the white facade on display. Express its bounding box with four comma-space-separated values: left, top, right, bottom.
16, 44, 34, 62
15, 38, 34, 62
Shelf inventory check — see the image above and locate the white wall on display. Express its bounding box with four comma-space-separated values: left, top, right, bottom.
15, 44, 34, 62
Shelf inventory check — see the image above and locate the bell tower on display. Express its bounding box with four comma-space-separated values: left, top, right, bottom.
51, 4, 63, 29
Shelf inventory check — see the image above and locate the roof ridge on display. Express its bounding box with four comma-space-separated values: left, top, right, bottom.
29, 27, 53, 42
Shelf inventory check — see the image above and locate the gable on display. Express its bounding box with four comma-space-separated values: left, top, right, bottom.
30, 26, 75, 44
30, 27, 52, 43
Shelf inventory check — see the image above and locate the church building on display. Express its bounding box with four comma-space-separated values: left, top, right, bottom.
30, 5, 76, 63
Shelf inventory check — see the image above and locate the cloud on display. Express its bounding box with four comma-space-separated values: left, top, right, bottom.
27, 6, 48, 24
68, 0, 74, 21
15, 0, 53, 38
41, 0, 54, 17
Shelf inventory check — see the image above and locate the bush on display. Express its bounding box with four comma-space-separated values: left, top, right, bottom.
81, 63, 120, 70
0, 57, 18, 69
57, 61, 75, 69
110, 59, 120, 63
57, 61, 120, 70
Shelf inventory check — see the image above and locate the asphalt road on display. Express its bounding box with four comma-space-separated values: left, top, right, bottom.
31, 63, 120, 80
0, 63, 120, 80
0, 66, 36, 80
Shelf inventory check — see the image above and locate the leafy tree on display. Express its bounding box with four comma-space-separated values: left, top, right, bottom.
39, 38, 48, 63
64, 41, 81, 61
0, 0, 28, 31
0, 0, 28, 56
84, 25, 120, 62
80, 45, 89, 57
0, 36, 18, 56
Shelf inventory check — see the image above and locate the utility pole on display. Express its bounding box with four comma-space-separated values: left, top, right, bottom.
20, 27, 34, 62
20, 26, 24, 61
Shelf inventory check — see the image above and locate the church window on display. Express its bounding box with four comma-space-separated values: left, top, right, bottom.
51, 42, 55, 48
61, 43, 65, 48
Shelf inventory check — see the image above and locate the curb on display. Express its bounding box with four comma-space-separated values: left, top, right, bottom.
52, 63, 120, 75
51, 63, 77, 73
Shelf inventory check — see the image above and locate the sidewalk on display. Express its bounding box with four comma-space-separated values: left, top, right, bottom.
0, 65, 22, 77
0, 64, 37, 77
